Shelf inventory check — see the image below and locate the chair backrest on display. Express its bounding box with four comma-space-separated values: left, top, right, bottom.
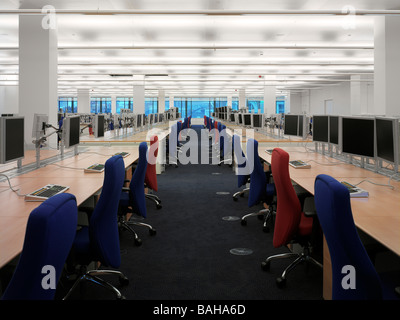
2, 193, 78, 300
247, 139, 267, 207
314, 174, 382, 300
145, 135, 159, 191
89, 155, 126, 269
233, 134, 249, 188
129, 142, 149, 218
270, 148, 302, 248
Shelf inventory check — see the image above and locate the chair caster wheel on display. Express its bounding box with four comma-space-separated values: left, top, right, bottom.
117, 295, 126, 300
233, 197, 238, 202
156, 204, 162, 209
263, 226, 270, 233
276, 277, 286, 288
241, 219, 247, 226
257, 214, 264, 220
119, 275, 129, 286
261, 261, 270, 271
240, 193, 245, 197
149, 228, 157, 236
134, 238, 142, 246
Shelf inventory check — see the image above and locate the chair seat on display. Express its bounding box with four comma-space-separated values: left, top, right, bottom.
73, 226, 90, 256
297, 212, 313, 237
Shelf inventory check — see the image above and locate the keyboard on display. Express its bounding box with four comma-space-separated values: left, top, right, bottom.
340, 181, 369, 198
289, 160, 311, 169
84, 163, 105, 173
25, 184, 69, 202
113, 152, 130, 158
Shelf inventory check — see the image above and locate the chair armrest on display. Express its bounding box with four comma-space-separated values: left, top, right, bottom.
122, 187, 130, 192
304, 211, 317, 217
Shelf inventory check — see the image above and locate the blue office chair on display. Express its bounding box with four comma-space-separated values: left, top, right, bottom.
232, 134, 250, 200
314, 174, 397, 300
118, 142, 156, 247
240, 139, 275, 230
63, 155, 129, 300
2, 193, 78, 300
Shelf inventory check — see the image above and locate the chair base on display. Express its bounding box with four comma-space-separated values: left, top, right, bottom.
119, 218, 143, 246
261, 247, 322, 288
233, 187, 249, 201
241, 208, 270, 228
145, 193, 162, 209
63, 269, 129, 300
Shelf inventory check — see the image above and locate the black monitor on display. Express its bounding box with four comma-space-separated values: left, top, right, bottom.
298, 115, 304, 137
93, 114, 105, 138
342, 117, 375, 158
63, 115, 80, 148
329, 116, 339, 145
312, 115, 329, 143
375, 117, 399, 166
154, 114, 158, 123
284, 114, 299, 136
252, 114, 263, 128
230, 113, 235, 122
243, 114, 251, 126
0, 116, 24, 164
238, 114, 243, 124
137, 114, 142, 128
149, 114, 154, 125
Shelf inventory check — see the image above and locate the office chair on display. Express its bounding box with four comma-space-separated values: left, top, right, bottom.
261, 148, 322, 288
314, 174, 399, 300
145, 135, 162, 209
240, 139, 275, 231
1, 193, 78, 300
63, 155, 128, 300
168, 123, 178, 167
119, 142, 156, 247
232, 134, 250, 200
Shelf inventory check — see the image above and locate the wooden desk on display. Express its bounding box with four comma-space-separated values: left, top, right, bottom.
257, 145, 400, 300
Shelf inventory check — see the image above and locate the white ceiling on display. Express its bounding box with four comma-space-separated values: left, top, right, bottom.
0, 0, 399, 98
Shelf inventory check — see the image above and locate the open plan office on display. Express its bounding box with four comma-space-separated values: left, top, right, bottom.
0, 0, 399, 305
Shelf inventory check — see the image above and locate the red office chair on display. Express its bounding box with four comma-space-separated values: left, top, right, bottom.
145, 135, 162, 209
261, 148, 322, 287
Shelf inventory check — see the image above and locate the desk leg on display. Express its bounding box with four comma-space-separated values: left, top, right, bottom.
323, 236, 332, 300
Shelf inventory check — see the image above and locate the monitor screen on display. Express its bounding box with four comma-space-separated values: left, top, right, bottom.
149, 114, 154, 124
312, 115, 329, 143
230, 113, 235, 122
342, 117, 375, 158
252, 114, 262, 128
298, 115, 304, 137
329, 116, 339, 145
155, 114, 158, 123
238, 114, 243, 124
95, 115, 105, 138
63, 116, 80, 148
284, 115, 299, 136
244, 114, 251, 126
137, 114, 142, 127
0, 117, 24, 164
375, 118, 396, 163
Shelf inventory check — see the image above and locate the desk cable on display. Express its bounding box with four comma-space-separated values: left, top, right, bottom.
353, 178, 396, 190
0, 173, 27, 197
47, 163, 86, 170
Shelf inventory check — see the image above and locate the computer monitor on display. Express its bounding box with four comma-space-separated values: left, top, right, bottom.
93, 114, 105, 138
375, 117, 400, 168
238, 114, 243, 125
32, 113, 49, 140
154, 114, 158, 124
0, 116, 24, 164
149, 114, 154, 125
312, 115, 329, 143
284, 114, 299, 136
159, 113, 164, 122
230, 113, 235, 122
252, 114, 264, 129
63, 115, 80, 148
136, 114, 142, 128
341, 116, 375, 158
329, 116, 339, 145
243, 114, 252, 126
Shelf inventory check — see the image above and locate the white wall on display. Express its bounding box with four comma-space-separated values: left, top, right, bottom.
0, 86, 19, 115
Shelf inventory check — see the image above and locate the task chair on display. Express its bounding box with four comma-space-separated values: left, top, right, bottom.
261, 148, 322, 288
1, 193, 78, 300
314, 174, 399, 300
119, 142, 156, 247
63, 155, 129, 300
232, 134, 250, 200
240, 139, 275, 232
145, 135, 162, 209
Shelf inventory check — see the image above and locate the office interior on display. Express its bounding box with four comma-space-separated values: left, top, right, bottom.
0, 0, 400, 303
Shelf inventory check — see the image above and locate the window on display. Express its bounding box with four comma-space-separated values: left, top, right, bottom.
231, 97, 239, 111
247, 97, 264, 114
145, 97, 158, 115
276, 101, 285, 114
58, 97, 77, 113
116, 97, 133, 114
91, 97, 111, 114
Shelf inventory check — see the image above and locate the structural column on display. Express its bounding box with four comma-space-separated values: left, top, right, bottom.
350, 75, 373, 115
374, 16, 400, 117
263, 86, 276, 115
158, 89, 165, 113
238, 89, 246, 111
19, 14, 58, 149
77, 89, 90, 114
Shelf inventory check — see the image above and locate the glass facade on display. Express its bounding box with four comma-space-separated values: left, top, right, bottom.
145, 97, 158, 115
247, 97, 264, 114
91, 97, 112, 114
116, 97, 133, 113
276, 100, 285, 114
58, 97, 77, 113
